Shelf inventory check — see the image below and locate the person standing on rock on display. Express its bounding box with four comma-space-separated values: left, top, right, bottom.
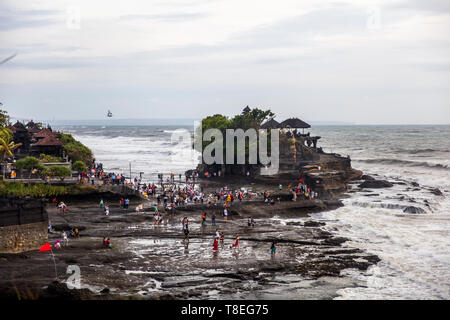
292, 190, 297, 201
100, 198, 104, 209
270, 242, 277, 257
223, 208, 228, 221
230, 235, 239, 250
211, 212, 216, 226
215, 228, 220, 240
62, 231, 69, 246
213, 236, 219, 251
219, 231, 225, 249
58, 202, 67, 214
182, 217, 190, 239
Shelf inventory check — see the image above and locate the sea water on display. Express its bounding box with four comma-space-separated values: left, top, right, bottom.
57, 124, 450, 299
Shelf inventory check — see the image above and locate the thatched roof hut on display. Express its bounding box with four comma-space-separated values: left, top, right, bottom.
242, 106, 251, 115
26, 120, 41, 134
279, 118, 311, 129
31, 135, 64, 158
34, 128, 57, 139
13, 121, 27, 131
33, 135, 63, 147
261, 118, 280, 129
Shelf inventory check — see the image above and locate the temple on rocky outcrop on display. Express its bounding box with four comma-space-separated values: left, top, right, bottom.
191, 107, 361, 197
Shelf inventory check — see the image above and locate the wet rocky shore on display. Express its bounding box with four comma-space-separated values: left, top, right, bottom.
0, 181, 380, 300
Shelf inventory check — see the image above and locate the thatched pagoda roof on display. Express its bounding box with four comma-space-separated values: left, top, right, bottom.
34, 128, 57, 139
261, 118, 280, 129
242, 106, 251, 114
13, 121, 27, 131
33, 135, 63, 146
279, 117, 311, 129
26, 120, 41, 134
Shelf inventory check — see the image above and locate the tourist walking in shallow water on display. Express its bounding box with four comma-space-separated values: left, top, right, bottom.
219, 230, 224, 249
223, 208, 228, 221
201, 211, 207, 226
182, 217, 189, 239
213, 237, 219, 251
58, 202, 67, 214
230, 235, 239, 249
62, 231, 68, 246
270, 242, 277, 257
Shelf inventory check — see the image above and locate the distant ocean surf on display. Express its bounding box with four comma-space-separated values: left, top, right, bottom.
57, 124, 450, 299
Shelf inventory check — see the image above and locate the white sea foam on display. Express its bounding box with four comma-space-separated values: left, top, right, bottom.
58, 124, 450, 299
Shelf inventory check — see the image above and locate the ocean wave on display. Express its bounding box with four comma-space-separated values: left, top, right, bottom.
355, 158, 449, 170
350, 201, 405, 210
394, 148, 450, 155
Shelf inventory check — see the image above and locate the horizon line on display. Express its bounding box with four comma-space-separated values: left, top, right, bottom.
7, 117, 449, 126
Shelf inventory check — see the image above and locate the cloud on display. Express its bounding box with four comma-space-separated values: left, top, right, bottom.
387, 0, 450, 14
119, 12, 208, 22
0, 0, 449, 124
0, 8, 61, 31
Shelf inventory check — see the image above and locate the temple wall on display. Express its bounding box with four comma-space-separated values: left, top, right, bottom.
0, 221, 48, 253
0, 198, 48, 253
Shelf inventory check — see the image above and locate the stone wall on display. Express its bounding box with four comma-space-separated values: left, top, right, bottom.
0, 221, 48, 253
0, 198, 48, 253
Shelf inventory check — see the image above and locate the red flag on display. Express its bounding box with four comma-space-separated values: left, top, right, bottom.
39, 242, 52, 252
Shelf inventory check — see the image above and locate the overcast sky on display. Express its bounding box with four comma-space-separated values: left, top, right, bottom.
0, 0, 449, 124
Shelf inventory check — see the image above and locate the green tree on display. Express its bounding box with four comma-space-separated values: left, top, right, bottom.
48, 166, 72, 181
196, 114, 231, 154
0, 109, 11, 127
72, 160, 87, 173
230, 108, 274, 130
196, 108, 275, 161
15, 156, 45, 178
0, 128, 22, 177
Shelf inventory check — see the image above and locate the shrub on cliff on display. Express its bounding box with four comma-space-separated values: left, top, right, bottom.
57, 133, 93, 167
39, 154, 63, 163
48, 166, 72, 181
72, 160, 87, 173
0, 109, 10, 127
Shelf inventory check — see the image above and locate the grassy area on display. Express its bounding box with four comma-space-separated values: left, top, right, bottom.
0, 181, 69, 198
0, 181, 98, 198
